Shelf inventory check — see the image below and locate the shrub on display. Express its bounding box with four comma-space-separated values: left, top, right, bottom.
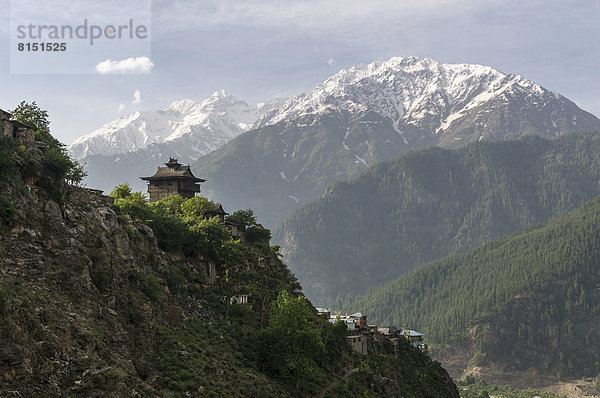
245, 225, 271, 243
142, 274, 163, 301
226, 209, 257, 231
0, 196, 16, 223
110, 183, 133, 199
0, 289, 7, 316
112, 192, 151, 223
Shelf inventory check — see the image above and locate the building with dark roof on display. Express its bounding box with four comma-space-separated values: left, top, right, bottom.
141, 158, 206, 202
1, 109, 35, 142
205, 202, 228, 222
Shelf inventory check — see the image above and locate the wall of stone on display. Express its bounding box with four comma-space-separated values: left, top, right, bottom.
67, 186, 114, 206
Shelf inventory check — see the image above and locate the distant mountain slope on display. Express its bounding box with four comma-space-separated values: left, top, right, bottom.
344, 194, 600, 381
68, 91, 280, 193
193, 56, 600, 228
274, 132, 600, 304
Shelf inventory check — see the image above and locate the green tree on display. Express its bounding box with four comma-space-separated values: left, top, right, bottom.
148, 196, 189, 252
226, 209, 257, 231
65, 159, 87, 186
217, 239, 247, 322
12, 101, 87, 188
110, 183, 133, 199
322, 318, 349, 364
245, 224, 271, 243
12, 101, 50, 135
261, 291, 324, 392
247, 257, 284, 330
180, 196, 214, 221
151, 194, 185, 215
110, 186, 152, 223
187, 216, 231, 256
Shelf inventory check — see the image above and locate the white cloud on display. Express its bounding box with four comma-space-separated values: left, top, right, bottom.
117, 103, 126, 112
327, 57, 334, 66
132, 90, 141, 104
95, 57, 154, 74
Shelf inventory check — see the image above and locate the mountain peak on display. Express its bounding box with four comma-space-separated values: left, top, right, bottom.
255, 56, 566, 135
210, 89, 229, 98
68, 91, 257, 161
166, 98, 200, 114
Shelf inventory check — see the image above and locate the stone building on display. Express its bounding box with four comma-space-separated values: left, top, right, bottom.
1, 109, 35, 142
141, 158, 206, 202
347, 335, 368, 355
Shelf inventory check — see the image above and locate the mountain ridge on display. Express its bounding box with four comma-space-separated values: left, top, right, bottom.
68, 90, 258, 161
193, 56, 600, 228
274, 131, 600, 304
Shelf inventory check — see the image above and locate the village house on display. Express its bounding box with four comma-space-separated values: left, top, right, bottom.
328, 312, 369, 334
347, 335, 367, 355
0, 109, 35, 142
141, 158, 206, 202
206, 202, 228, 222
402, 330, 425, 349
367, 324, 378, 334
205, 202, 243, 238
377, 326, 398, 337
349, 312, 368, 329
230, 294, 250, 305
329, 316, 359, 334
315, 307, 331, 318
319, 306, 427, 357
376, 327, 426, 354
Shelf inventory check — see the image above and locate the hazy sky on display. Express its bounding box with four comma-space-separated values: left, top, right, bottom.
0, 0, 598, 144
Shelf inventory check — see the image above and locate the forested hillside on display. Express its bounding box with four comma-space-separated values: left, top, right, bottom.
345, 195, 600, 379
275, 132, 600, 304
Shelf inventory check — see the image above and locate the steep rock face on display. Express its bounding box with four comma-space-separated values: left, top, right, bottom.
194, 56, 600, 228
0, 133, 294, 396
0, 187, 303, 397
0, 187, 175, 395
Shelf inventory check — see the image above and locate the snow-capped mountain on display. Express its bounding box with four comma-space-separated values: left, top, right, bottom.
255, 56, 595, 144
68, 90, 257, 161
194, 56, 600, 228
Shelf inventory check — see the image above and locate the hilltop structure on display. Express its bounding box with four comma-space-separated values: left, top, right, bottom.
0, 109, 35, 142
141, 158, 206, 202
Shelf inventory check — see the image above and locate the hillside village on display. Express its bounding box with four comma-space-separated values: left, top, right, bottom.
315, 308, 425, 356
2, 104, 428, 359
136, 150, 428, 358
